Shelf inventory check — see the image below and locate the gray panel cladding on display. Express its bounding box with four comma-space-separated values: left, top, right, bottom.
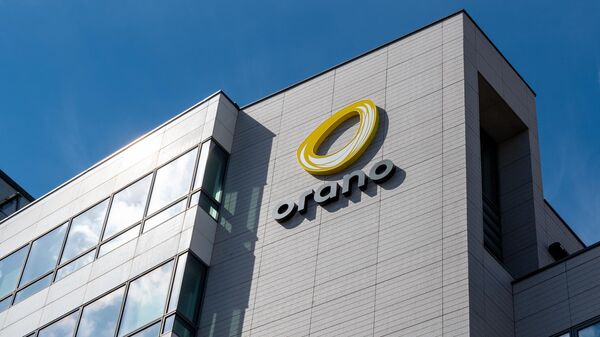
513, 245, 600, 337
201, 13, 471, 337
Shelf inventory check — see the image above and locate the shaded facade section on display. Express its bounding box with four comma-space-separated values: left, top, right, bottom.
0, 170, 33, 221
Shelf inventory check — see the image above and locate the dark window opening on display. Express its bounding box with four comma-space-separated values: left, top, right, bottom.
481, 130, 502, 261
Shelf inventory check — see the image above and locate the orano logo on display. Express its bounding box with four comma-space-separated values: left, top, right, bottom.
297, 99, 379, 175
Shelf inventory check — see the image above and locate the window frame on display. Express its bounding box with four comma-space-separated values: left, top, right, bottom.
550, 314, 600, 337
0, 137, 226, 314
25, 250, 207, 337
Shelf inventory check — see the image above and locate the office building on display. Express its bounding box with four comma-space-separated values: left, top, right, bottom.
0, 10, 597, 337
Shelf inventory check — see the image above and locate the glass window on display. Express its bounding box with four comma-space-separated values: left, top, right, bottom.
0, 245, 28, 298
168, 254, 187, 313
98, 224, 140, 257
0, 196, 18, 218
147, 149, 198, 215
0, 295, 12, 312
143, 199, 186, 233
129, 322, 160, 337
61, 200, 109, 263
580, 322, 600, 337
104, 175, 152, 240
194, 141, 228, 202
117, 261, 174, 336
194, 191, 219, 220
14, 273, 52, 303
20, 223, 68, 286
168, 253, 206, 321
38, 310, 79, 337
56, 250, 95, 281
75, 287, 125, 337
162, 314, 193, 337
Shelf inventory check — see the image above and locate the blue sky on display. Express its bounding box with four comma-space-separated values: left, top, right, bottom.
0, 1, 598, 243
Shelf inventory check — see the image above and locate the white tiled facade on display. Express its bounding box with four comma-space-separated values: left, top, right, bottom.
0, 10, 596, 337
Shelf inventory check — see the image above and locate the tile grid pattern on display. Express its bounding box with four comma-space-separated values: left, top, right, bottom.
201, 13, 471, 337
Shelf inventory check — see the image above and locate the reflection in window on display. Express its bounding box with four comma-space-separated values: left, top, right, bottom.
143, 199, 186, 233
129, 323, 160, 337
163, 314, 193, 337
191, 191, 219, 220
580, 322, 600, 337
38, 310, 79, 337
61, 200, 109, 263
20, 223, 68, 286
0, 295, 11, 312
0, 245, 27, 298
98, 225, 140, 257
14, 273, 52, 303
56, 250, 95, 281
76, 287, 124, 337
194, 141, 228, 202
147, 149, 198, 215
118, 261, 174, 336
168, 253, 206, 321
104, 175, 152, 240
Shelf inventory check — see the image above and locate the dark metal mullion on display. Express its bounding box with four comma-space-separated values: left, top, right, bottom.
174, 311, 197, 332
165, 253, 183, 311
69, 308, 82, 337
101, 221, 142, 246
144, 195, 189, 221
113, 275, 132, 337
55, 220, 73, 276
122, 318, 161, 337
200, 189, 221, 208
213, 138, 231, 205
160, 252, 183, 334
57, 245, 97, 269
15, 270, 53, 293
0, 244, 28, 306
189, 144, 203, 197
141, 167, 159, 226
12, 241, 33, 304
97, 193, 117, 258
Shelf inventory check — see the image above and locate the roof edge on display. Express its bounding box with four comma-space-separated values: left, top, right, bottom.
513, 239, 600, 284
241, 9, 535, 111
0, 169, 34, 201
544, 199, 586, 248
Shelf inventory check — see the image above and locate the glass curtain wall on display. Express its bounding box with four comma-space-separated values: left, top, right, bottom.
25, 253, 207, 337
0, 138, 228, 313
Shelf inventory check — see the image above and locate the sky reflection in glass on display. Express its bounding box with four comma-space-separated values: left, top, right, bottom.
147, 149, 197, 215
118, 261, 173, 336
61, 200, 108, 263
20, 223, 67, 286
76, 287, 124, 337
0, 246, 27, 298
580, 322, 600, 337
38, 310, 79, 337
104, 175, 152, 240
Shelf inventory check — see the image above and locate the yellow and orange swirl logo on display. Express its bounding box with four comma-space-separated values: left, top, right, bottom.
297, 99, 379, 175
